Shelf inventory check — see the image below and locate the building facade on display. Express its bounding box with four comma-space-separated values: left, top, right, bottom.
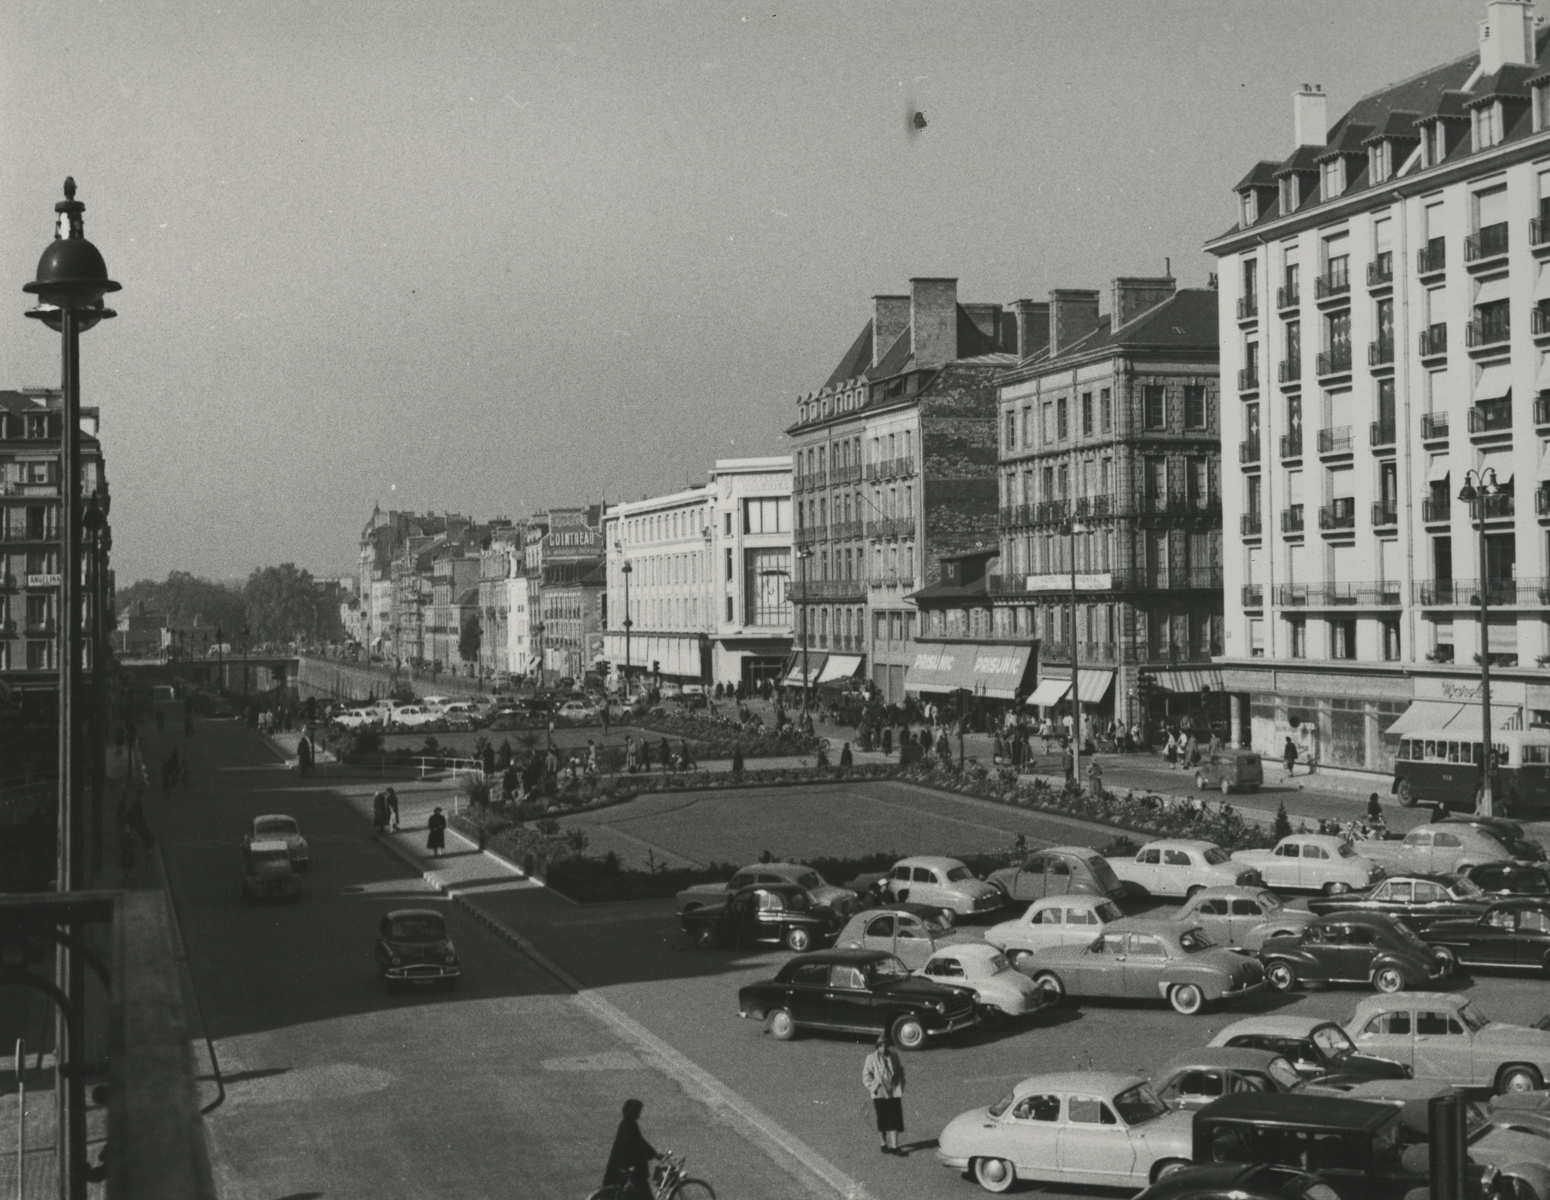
477, 528, 523, 679
995, 279, 1223, 733
524, 507, 602, 686
1210, 1, 1550, 770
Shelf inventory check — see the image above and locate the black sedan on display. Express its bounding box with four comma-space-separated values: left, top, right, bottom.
1304, 873, 1491, 928
1133, 1162, 1343, 1200
1421, 897, 1550, 975
1257, 912, 1448, 994
679, 882, 840, 952
1467, 860, 1550, 897
375, 908, 459, 990
737, 949, 977, 1050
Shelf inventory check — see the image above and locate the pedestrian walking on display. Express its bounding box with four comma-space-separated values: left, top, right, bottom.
881, 727, 893, 756
731, 742, 745, 777
936, 729, 952, 768
386, 787, 400, 831
639, 738, 652, 772
863, 1035, 906, 1155
839, 742, 853, 767
600, 702, 610, 734
482, 743, 496, 778
658, 737, 672, 773
372, 789, 389, 833
1165, 730, 1179, 769
1063, 740, 1075, 785
427, 806, 447, 857
1087, 757, 1104, 797
297, 736, 313, 776
679, 738, 694, 771
1283, 736, 1299, 779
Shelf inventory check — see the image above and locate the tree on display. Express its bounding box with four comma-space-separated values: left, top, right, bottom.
244, 563, 327, 645
1273, 800, 1293, 842
117, 570, 246, 631
459, 611, 482, 663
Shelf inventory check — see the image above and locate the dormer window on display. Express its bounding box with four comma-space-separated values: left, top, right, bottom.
1320, 158, 1344, 199
1421, 121, 1450, 167
1280, 176, 1299, 213
1536, 81, 1550, 131
1368, 141, 1392, 184
1240, 190, 1259, 226
1473, 101, 1505, 151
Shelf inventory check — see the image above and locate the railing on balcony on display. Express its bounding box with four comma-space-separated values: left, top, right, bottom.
1369, 420, 1396, 448
1533, 306, 1550, 339
1465, 221, 1509, 263
1468, 396, 1513, 435
1277, 284, 1300, 310
1419, 323, 1447, 357
832, 463, 862, 485
1280, 432, 1303, 459
1238, 367, 1259, 392
1278, 581, 1403, 607
1242, 584, 1264, 608
1371, 503, 1398, 528
1281, 504, 1305, 533
788, 579, 868, 602
1466, 315, 1510, 349
1073, 495, 1112, 518
1241, 512, 1263, 537
1239, 438, 1261, 464
1422, 495, 1451, 522
1468, 491, 1516, 520
1107, 566, 1224, 590
1538, 484, 1550, 516
999, 503, 1034, 529
1538, 394, 1550, 427
1138, 491, 1222, 518
1368, 337, 1394, 367
795, 525, 826, 544
1314, 263, 1351, 300
1144, 642, 1223, 665
1237, 295, 1258, 321
1319, 498, 1357, 530
1533, 217, 1550, 248
1316, 347, 1353, 376
1367, 252, 1394, 287
1317, 425, 1353, 454
1278, 357, 1301, 383
1416, 578, 1549, 606
1417, 237, 1446, 275
1421, 412, 1449, 440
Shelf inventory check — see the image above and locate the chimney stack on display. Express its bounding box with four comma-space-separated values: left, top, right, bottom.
1293, 84, 1327, 147
1048, 289, 1101, 358
1480, 0, 1536, 72
910, 277, 959, 368
872, 295, 911, 368
1011, 299, 1050, 358
1111, 276, 1178, 330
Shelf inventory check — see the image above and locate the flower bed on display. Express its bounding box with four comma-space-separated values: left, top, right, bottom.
629, 709, 821, 759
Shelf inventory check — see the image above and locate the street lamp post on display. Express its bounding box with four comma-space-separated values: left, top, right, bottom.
1458, 468, 1501, 817
796, 547, 814, 715
1063, 515, 1089, 792
24, 176, 118, 1200
620, 555, 633, 698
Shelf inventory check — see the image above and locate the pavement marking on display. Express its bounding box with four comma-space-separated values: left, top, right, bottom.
542, 1050, 648, 1072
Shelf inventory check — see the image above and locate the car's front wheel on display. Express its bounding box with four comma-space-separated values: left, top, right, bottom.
1434, 946, 1458, 974
1498, 1064, 1544, 1095
971, 1157, 1016, 1193
1031, 972, 1065, 1003
891, 1015, 927, 1051
766, 1008, 796, 1041
694, 926, 717, 951
1169, 983, 1205, 1015
1373, 966, 1405, 994
783, 926, 812, 953
1396, 779, 1417, 808
1323, 881, 1352, 897
1265, 961, 1298, 992
1007, 948, 1034, 969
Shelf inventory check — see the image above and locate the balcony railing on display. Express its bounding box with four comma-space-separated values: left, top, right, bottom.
1277, 284, 1300, 310
999, 503, 1033, 529
1240, 512, 1262, 536
795, 525, 826, 544
788, 579, 869, 602
1278, 581, 1403, 607
1237, 295, 1258, 321
1466, 317, 1511, 349
1317, 425, 1353, 454
1281, 504, 1305, 533
1238, 367, 1260, 392
1372, 503, 1398, 527
1538, 484, 1550, 516
1534, 306, 1550, 339
1417, 578, 1550, 606
1417, 238, 1446, 275
1280, 432, 1303, 459
1239, 438, 1261, 464
1419, 323, 1447, 357
1368, 337, 1394, 367
1533, 217, 1550, 248
1468, 397, 1513, 435
1421, 412, 1449, 440
1319, 498, 1357, 530
1073, 495, 1112, 518
1316, 347, 1353, 376
1112, 567, 1224, 591
1242, 584, 1264, 608
1538, 393, 1550, 426
1314, 264, 1351, 300
1465, 221, 1509, 263
1470, 491, 1516, 520
1278, 357, 1301, 383
1422, 495, 1451, 522
1367, 252, 1394, 288
1145, 642, 1223, 665
1369, 420, 1396, 448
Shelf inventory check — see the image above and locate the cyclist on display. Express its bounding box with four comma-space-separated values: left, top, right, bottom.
602, 1098, 660, 1199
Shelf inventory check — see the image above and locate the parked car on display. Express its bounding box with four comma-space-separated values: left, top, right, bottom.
1256, 911, 1450, 994
556, 699, 600, 724
834, 904, 972, 969
332, 707, 379, 730
914, 943, 1055, 1026
736, 950, 978, 1050
1108, 840, 1263, 899
389, 705, 438, 729
1345, 991, 1550, 1094
1419, 897, 1550, 975
1231, 835, 1385, 896
935, 1072, 1195, 1192
882, 856, 1005, 918
1359, 824, 1515, 878
242, 840, 301, 903
1191, 750, 1264, 795
439, 702, 479, 730
1173, 887, 1315, 952
1151, 1048, 1301, 1112
983, 845, 1129, 903
245, 814, 309, 871
677, 862, 858, 917
679, 882, 841, 952
1439, 815, 1547, 863
1017, 918, 1265, 1016
984, 894, 1125, 965
375, 908, 459, 990
1305, 872, 1491, 929
1467, 861, 1550, 898
1130, 1163, 1352, 1200
1207, 1015, 1410, 1082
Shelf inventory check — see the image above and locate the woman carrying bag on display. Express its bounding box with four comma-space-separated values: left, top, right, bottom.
863, 1034, 906, 1155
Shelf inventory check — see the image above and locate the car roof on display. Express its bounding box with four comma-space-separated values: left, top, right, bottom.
253, 813, 297, 824
1348, 992, 1469, 1020
1184, 885, 1275, 902
785, 949, 893, 966
384, 907, 445, 921
1311, 911, 1403, 929
1159, 1047, 1291, 1075
1280, 834, 1347, 848
892, 856, 967, 870
735, 862, 815, 876
1138, 839, 1220, 852
1042, 845, 1101, 858
1105, 917, 1201, 937
1196, 1092, 1397, 1131
1213, 1015, 1332, 1039
733, 882, 808, 898
1010, 1072, 1147, 1097
1380, 872, 1467, 886
1030, 894, 1113, 910
248, 839, 291, 853
927, 943, 1003, 962
855, 903, 946, 919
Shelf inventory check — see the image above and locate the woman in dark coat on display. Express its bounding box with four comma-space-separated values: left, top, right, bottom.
880, 726, 893, 756
602, 1099, 659, 1193
640, 738, 652, 772
659, 737, 672, 773
372, 790, 389, 832
427, 807, 447, 857
838, 742, 853, 767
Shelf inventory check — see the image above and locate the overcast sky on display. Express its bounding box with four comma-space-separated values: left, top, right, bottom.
0, 0, 1478, 585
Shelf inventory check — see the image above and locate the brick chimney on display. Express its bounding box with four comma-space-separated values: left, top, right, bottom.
1111, 276, 1178, 330
1480, 0, 1536, 72
872, 295, 910, 368
1048, 289, 1101, 358
1012, 299, 1050, 358
1294, 84, 1327, 147
910, 277, 959, 368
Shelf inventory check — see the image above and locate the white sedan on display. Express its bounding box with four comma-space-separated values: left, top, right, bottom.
1107, 839, 1262, 899
984, 895, 1125, 965
914, 944, 1053, 1026
1231, 835, 1385, 896
389, 705, 439, 729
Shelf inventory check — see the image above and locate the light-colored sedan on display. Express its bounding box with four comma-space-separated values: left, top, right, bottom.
1231, 835, 1384, 896
1360, 824, 1515, 877
835, 904, 972, 969
389, 705, 438, 729
1345, 991, 1550, 1095
883, 856, 1005, 918
246, 814, 308, 870
914, 944, 1053, 1025
1107, 839, 1262, 899
556, 699, 600, 723
936, 1072, 1194, 1193
1151, 1048, 1301, 1111
984, 895, 1125, 966
1172, 886, 1314, 951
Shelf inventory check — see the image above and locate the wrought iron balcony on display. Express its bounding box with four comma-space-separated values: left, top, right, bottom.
1369, 420, 1396, 448
1319, 498, 1356, 530
1422, 496, 1451, 523
1417, 237, 1446, 276
1468, 397, 1513, 435
1469, 491, 1515, 520
1368, 337, 1395, 367
1314, 264, 1351, 300
1466, 317, 1510, 350
1238, 367, 1260, 392
1317, 426, 1353, 455
1316, 347, 1353, 376
1239, 438, 1261, 464
1464, 222, 1509, 264
1241, 512, 1262, 536
1538, 393, 1550, 426
1073, 495, 1112, 518
999, 503, 1034, 529
1281, 504, 1305, 533
1421, 412, 1449, 440
1280, 432, 1303, 459
788, 579, 868, 602
1419, 323, 1447, 357
1533, 217, 1550, 248
1279, 581, 1403, 607
1371, 503, 1398, 527
1278, 357, 1301, 383
1367, 252, 1394, 288
1538, 483, 1550, 516
1277, 284, 1300, 310
1533, 306, 1550, 339
1237, 295, 1258, 321
1241, 584, 1263, 608
1417, 578, 1544, 606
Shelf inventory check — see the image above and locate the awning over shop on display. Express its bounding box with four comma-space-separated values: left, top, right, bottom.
1385, 700, 1464, 736
1076, 669, 1115, 704
971, 645, 1036, 700
817, 654, 864, 684
904, 647, 971, 694
1159, 667, 1226, 694
602, 632, 704, 678
1026, 678, 1071, 707
782, 653, 827, 687
1426, 456, 1451, 482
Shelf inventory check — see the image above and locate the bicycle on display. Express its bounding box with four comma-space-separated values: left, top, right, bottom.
587, 1151, 714, 1200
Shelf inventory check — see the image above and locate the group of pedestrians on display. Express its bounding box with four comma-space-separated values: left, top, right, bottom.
620, 736, 696, 774
371, 786, 400, 832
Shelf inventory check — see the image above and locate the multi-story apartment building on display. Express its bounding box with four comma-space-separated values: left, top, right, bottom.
524, 507, 602, 686
541, 560, 606, 683
601, 456, 794, 693
359, 507, 444, 658
0, 388, 109, 713
1211, 1, 1550, 770
994, 279, 1223, 732
787, 277, 1035, 703
427, 549, 480, 675
477, 527, 523, 679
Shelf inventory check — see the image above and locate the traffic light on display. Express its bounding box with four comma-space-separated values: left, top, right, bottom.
652, 660, 660, 674
1136, 669, 1155, 711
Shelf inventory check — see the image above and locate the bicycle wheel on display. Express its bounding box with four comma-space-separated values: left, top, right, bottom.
669, 1180, 715, 1200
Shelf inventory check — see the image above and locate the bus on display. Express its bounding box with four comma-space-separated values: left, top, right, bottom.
1391, 728, 1550, 815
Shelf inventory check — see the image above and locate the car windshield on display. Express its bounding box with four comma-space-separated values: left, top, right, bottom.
1312, 1024, 1357, 1057
866, 957, 909, 983
1177, 929, 1214, 952
1456, 1001, 1490, 1032
1202, 847, 1230, 865
1112, 1082, 1169, 1126
1450, 878, 1485, 899
1095, 901, 1123, 923
1086, 857, 1124, 892
1336, 842, 1357, 858
793, 871, 823, 890
388, 916, 446, 941
256, 819, 296, 835
988, 1089, 1017, 1118
944, 866, 973, 883
1257, 891, 1285, 913
922, 913, 953, 934
984, 953, 1012, 975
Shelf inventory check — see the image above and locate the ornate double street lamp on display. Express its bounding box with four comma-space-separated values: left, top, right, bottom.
23, 176, 119, 1200
1061, 513, 1089, 791
619, 553, 633, 697
796, 547, 813, 715
1458, 467, 1502, 817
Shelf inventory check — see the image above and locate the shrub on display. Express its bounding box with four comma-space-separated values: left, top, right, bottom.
349, 728, 383, 756
1274, 801, 1293, 841
458, 774, 492, 809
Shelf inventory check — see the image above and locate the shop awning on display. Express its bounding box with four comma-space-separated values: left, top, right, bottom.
904, 647, 971, 695
1385, 700, 1464, 736
782, 652, 827, 687
817, 654, 864, 684
970, 645, 1036, 700
1439, 703, 1522, 732
1160, 667, 1226, 694
1026, 678, 1071, 707
1076, 669, 1115, 704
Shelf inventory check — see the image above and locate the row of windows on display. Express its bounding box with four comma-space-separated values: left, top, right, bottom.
1003, 384, 1209, 452
799, 485, 912, 530
1002, 456, 1214, 507
1263, 616, 1401, 662
795, 431, 914, 478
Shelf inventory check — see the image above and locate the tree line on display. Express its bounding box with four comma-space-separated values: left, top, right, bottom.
116, 564, 345, 645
